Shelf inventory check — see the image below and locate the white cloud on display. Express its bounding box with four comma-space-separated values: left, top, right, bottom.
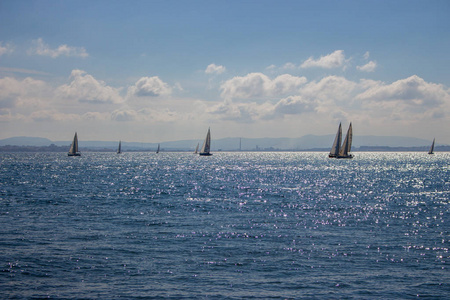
29, 38, 88, 58
220, 73, 307, 100
56, 70, 123, 104
363, 51, 370, 60
357, 61, 377, 72
0, 42, 14, 56
273, 95, 316, 116
205, 63, 226, 75
283, 62, 296, 69
128, 76, 172, 97
301, 50, 347, 69
30, 110, 80, 122
0, 76, 50, 109
356, 75, 449, 106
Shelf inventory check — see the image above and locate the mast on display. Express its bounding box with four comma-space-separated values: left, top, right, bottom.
329, 123, 342, 158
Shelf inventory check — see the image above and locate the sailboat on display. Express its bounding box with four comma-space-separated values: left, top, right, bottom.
199, 127, 212, 156
329, 123, 342, 158
117, 141, 122, 154
156, 144, 160, 153
194, 143, 199, 154
68, 132, 81, 156
428, 138, 435, 154
337, 123, 353, 159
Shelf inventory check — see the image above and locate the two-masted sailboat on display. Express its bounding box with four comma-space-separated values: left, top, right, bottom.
428, 138, 435, 154
329, 123, 353, 159
68, 132, 81, 156
199, 128, 212, 156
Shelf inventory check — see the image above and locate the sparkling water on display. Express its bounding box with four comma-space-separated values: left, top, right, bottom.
1, 152, 449, 298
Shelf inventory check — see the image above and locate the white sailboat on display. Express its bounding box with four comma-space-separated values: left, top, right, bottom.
329, 123, 342, 158
337, 123, 353, 159
194, 143, 199, 154
428, 138, 435, 155
117, 141, 122, 154
156, 144, 160, 153
68, 132, 81, 156
199, 128, 212, 156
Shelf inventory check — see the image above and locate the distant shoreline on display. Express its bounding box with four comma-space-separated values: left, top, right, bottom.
1, 145, 449, 153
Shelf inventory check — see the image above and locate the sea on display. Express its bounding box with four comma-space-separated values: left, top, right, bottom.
0, 152, 449, 299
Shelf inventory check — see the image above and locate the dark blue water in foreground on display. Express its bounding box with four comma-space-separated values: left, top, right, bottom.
0, 152, 449, 299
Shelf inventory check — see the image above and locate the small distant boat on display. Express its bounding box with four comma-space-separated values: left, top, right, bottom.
117, 141, 122, 154
199, 127, 212, 156
68, 132, 81, 156
156, 144, 160, 153
428, 138, 435, 155
329, 123, 342, 158
337, 123, 353, 159
194, 143, 199, 154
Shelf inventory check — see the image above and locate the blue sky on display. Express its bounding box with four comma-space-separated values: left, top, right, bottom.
1, 0, 449, 144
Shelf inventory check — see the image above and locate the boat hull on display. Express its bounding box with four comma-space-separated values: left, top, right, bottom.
199, 153, 212, 156
68, 153, 81, 156
337, 154, 353, 159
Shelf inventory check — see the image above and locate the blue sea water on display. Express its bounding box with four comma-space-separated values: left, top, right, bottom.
0, 152, 449, 299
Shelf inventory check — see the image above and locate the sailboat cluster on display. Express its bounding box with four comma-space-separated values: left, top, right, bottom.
69, 123, 437, 158
329, 123, 353, 159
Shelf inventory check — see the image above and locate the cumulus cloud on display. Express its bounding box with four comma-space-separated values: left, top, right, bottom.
128, 76, 172, 97
301, 50, 347, 69
273, 95, 316, 115
0, 77, 50, 109
0, 42, 14, 56
356, 75, 449, 106
357, 61, 377, 72
205, 63, 226, 75
56, 70, 123, 104
220, 73, 307, 100
28, 38, 88, 58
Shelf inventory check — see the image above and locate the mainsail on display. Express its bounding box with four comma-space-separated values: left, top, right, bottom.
337, 123, 353, 159
428, 138, 435, 154
68, 132, 81, 156
117, 141, 121, 154
329, 123, 342, 158
156, 144, 160, 153
199, 128, 212, 156
194, 143, 199, 154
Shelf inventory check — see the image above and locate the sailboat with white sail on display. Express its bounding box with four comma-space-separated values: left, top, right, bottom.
329, 123, 353, 159
337, 123, 353, 159
329, 123, 342, 158
68, 132, 81, 156
194, 143, 199, 154
117, 141, 122, 154
428, 138, 435, 154
199, 128, 212, 156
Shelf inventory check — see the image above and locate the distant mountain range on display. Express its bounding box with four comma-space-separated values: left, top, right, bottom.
0, 135, 440, 151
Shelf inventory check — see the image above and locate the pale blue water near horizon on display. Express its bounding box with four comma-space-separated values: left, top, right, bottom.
0, 152, 449, 299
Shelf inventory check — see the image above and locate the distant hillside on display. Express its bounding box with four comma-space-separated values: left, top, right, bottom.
0, 135, 439, 151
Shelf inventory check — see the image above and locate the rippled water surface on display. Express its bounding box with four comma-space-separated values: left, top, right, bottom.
1, 152, 449, 299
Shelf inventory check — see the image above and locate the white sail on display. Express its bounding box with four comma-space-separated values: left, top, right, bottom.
199, 128, 212, 156
117, 141, 121, 154
194, 143, 199, 154
68, 132, 80, 156
329, 123, 342, 158
338, 123, 353, 159
428, 138, 435, 154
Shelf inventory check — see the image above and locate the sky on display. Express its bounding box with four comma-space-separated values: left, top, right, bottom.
0, 0, 449, 144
